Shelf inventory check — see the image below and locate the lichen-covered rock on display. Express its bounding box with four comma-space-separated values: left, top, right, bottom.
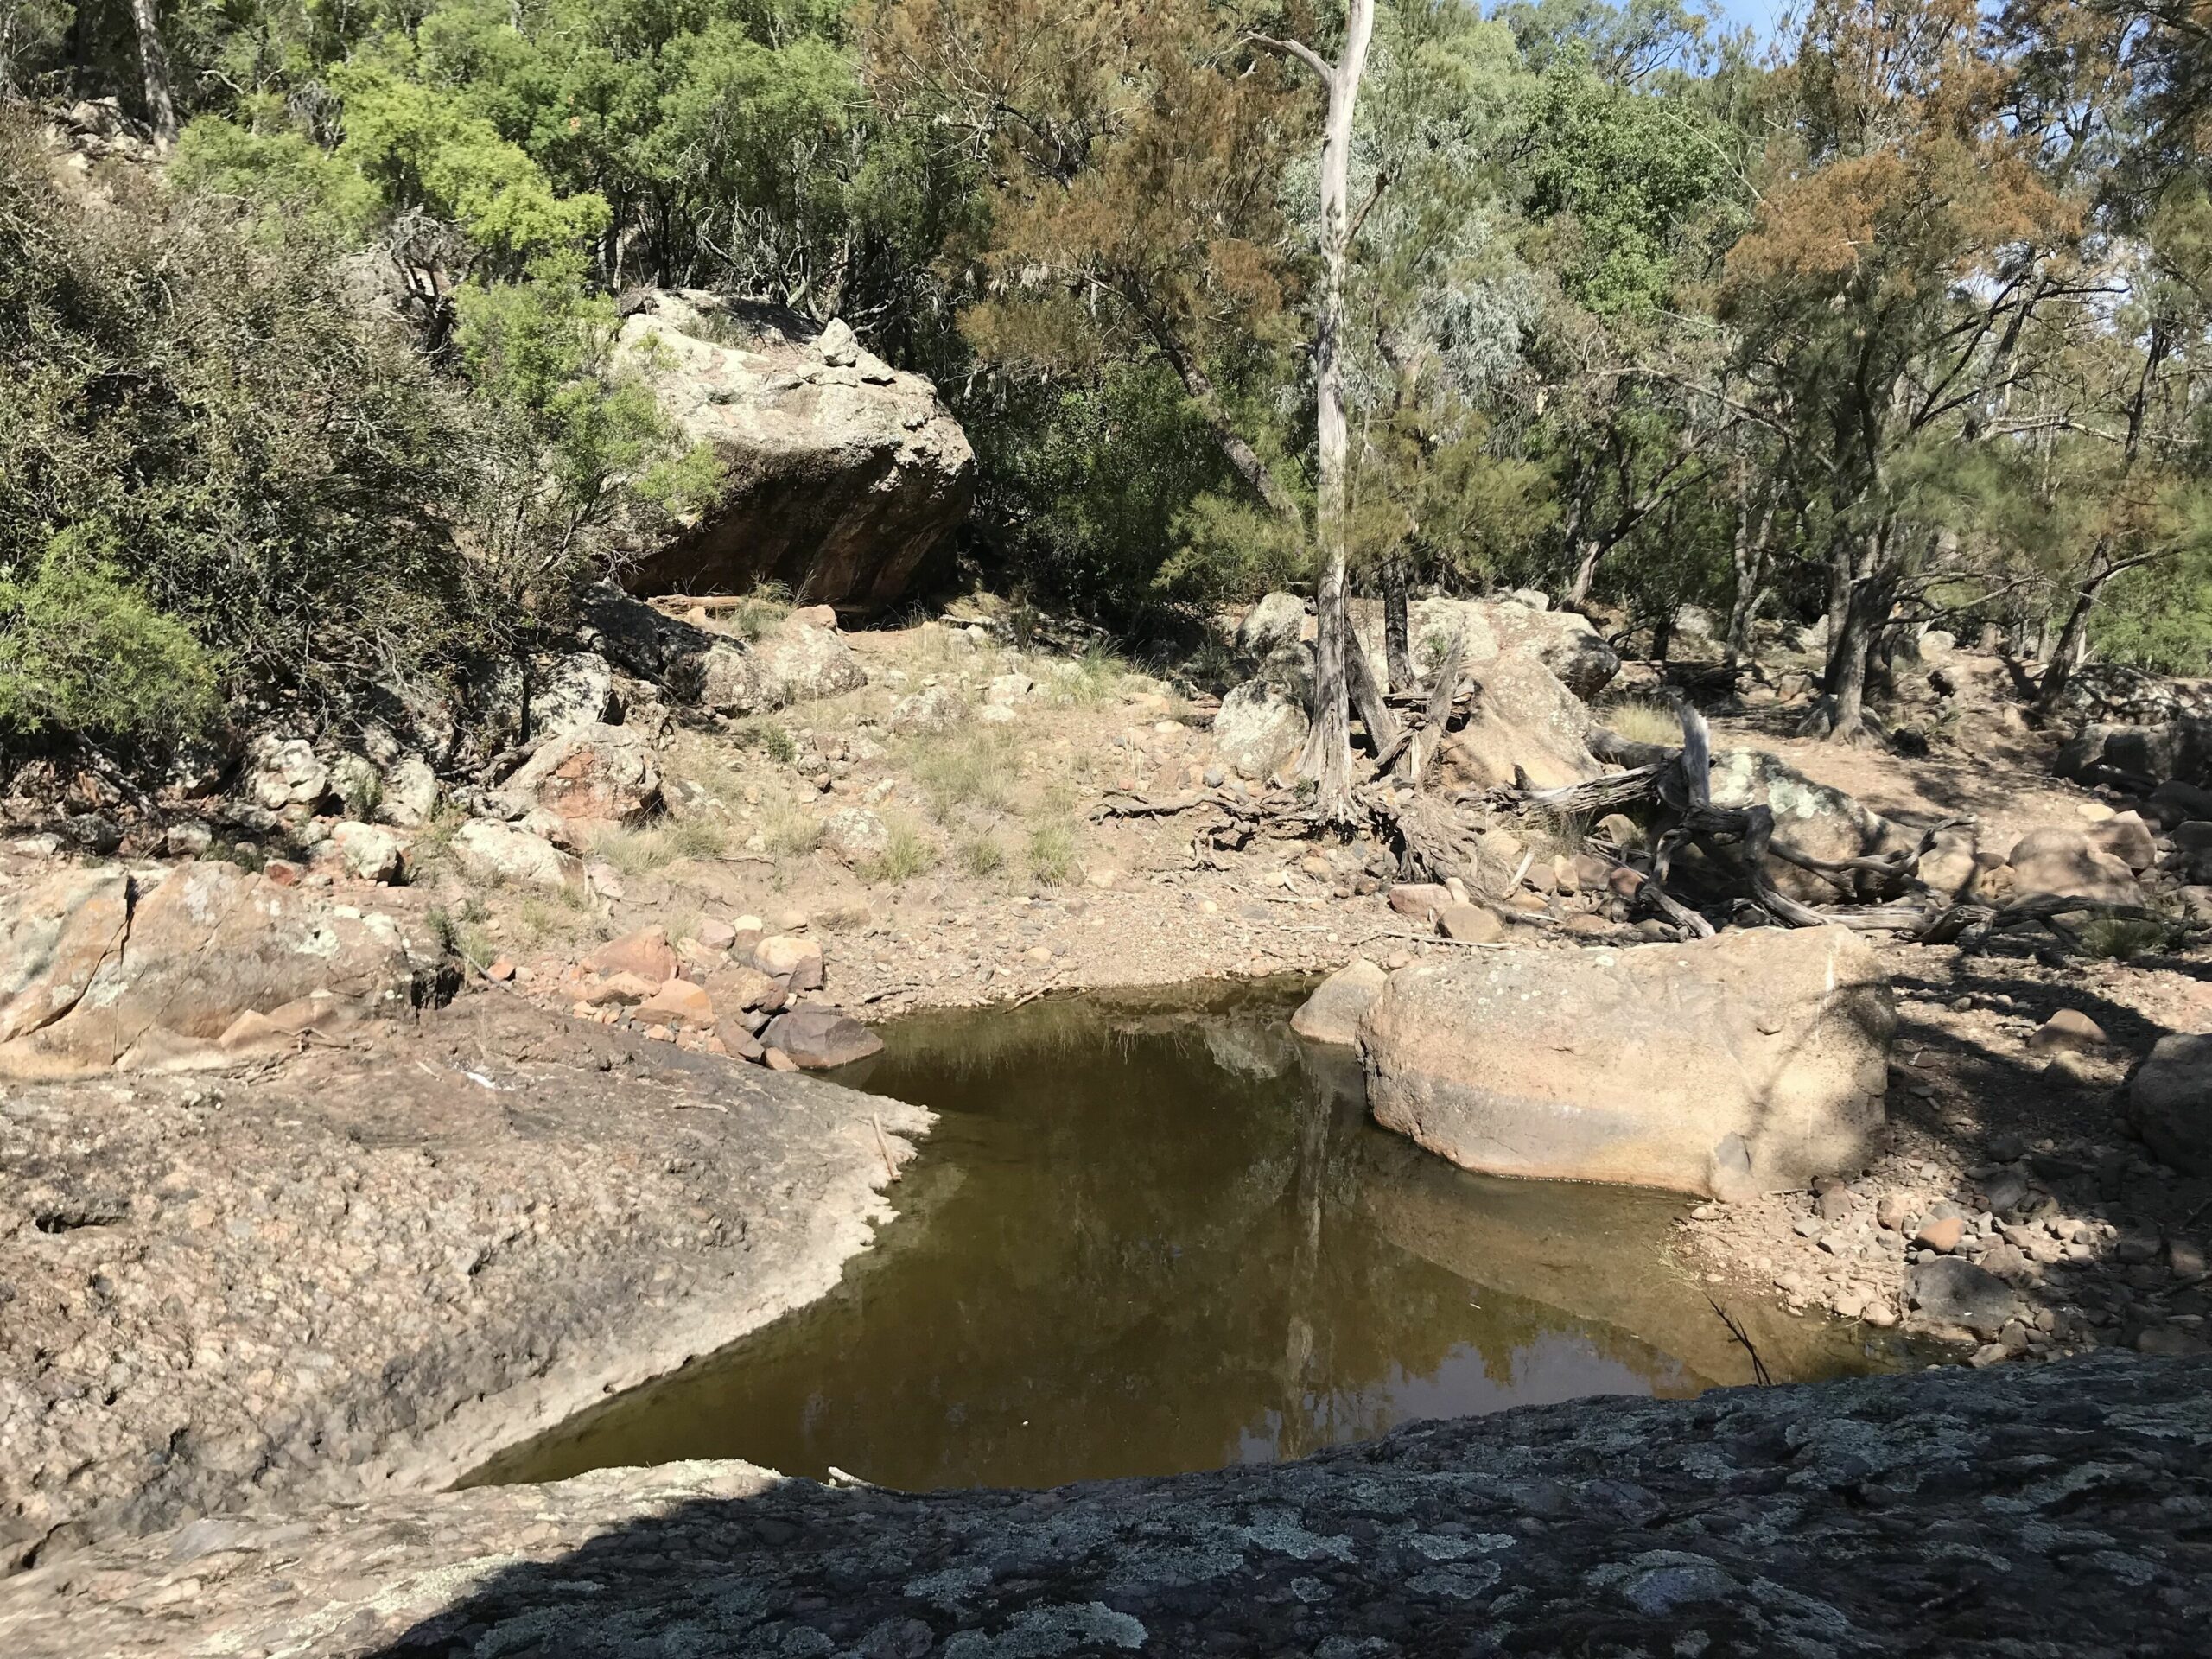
618, 292, 973, 609
505, 722, 662, 828
1362, 926, 1892, 1198
1414, 595, 1622, 699
3, 1355, 2202, 1656
1236, 591, 1307, 658
239, 734, 328, 812
1707, 748, 1904, 902
890, 683, 969, 734
819, 808, 890, 866
375, 754, 441, 828
1213, 679, 1310, 780
452, 820, 586, 891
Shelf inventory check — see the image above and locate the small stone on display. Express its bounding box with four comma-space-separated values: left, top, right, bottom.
485, 958, 517, 982
1793, 1216, 1826, 1240
582, 972, 658, 1007
586, 926, 679, 983
2171, 1237, 2207, 1278
2027, 1009, 2107, 1056
1388, 883, 1452, 921
264, 859, 302, 887
2044, 1051, 2094, 1086
1982, 1169, 2030, 1213
1876, 1193, 1910, 1231
1435, 904, 1503, 944
761, 1006, 884, 1069
696, 918, 738, 951
636, 978, 715, 1029
753, 934, 825, 991
1914, 1216, 1967, 1254
1816, 1186, 1853, 1223
764, 1047, 800, 1071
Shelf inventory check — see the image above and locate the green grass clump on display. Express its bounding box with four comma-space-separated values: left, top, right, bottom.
2077, 914, 2171, 962
861, 819, 940, 884
912, 727, 1017, 822
957, 833, 1007, 877
765, 808, 822, 859
1045, 644, 1128, 707
1599, 698, 1687, 747
736, 720, 798, 765
1027, 823, 1078, 887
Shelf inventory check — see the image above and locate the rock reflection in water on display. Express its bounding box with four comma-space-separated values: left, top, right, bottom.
472, 983, 1880, 1492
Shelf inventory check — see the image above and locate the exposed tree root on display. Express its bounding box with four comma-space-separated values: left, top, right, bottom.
1105, 688, 2199, 953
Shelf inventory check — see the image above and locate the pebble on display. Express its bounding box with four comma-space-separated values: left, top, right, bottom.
1914, 1216, 1967, 1254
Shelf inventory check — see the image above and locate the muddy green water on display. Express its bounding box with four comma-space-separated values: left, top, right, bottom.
473, 982, 1890, 1492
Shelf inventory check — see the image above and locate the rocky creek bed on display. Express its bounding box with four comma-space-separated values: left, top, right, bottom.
1, 1353, 2203, 1656
0, 995, 928, 1574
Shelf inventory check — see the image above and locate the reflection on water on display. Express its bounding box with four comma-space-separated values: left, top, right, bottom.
471, 982, 1889, 1492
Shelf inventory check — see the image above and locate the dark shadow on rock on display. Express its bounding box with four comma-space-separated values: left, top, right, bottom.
332, 1356, 2212, 1658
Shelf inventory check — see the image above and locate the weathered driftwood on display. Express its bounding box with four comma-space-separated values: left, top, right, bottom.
1113, 674, 2185, 952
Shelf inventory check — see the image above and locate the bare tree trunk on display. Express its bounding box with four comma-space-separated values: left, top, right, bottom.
1383, 559, 1413, 691
1567, 538, 1604, 607
1803, 522, 1894, 743
128, 0, 179, 149
1272, 1, 1376, 823
1724, 489, 1775, 668
2039, 550, 2154, 714
1139, 312, 1304, 531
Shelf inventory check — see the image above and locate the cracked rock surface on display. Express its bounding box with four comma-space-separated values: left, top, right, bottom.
0, 995, 928, 1572
1, 1354, 2204, 1656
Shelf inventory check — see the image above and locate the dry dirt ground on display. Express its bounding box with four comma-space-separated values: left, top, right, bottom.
407, 616, 2209, 1375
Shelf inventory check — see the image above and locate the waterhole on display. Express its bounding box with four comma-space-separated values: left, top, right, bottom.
472, 982, 1890, 1491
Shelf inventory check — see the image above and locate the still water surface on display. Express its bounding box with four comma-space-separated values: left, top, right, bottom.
473, 982, 1883, 1491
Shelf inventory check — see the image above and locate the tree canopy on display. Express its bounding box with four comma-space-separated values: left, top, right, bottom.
5, 0, 2212, 753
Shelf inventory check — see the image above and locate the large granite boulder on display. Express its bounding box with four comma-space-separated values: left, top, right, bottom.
1437, 653, 1599, 790
2005, 826, 2141, 907
1406, 595, 1622, 699
0, 862, 439, 1078
1361, 926, 1892, 1198
505, 721, 662, 828
1213, 679, 1310, 780
618, 292, 973, 609
0, 995, 927, 1571
1706, 748, 1904, 902
2128, 1033, 2212, 1175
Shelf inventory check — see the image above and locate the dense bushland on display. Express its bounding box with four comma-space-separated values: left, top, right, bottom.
4, 0, 2212, 760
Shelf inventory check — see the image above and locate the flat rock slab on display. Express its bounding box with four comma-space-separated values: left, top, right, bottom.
0, 996, 929, 1569
0, 1356, 2203, 1656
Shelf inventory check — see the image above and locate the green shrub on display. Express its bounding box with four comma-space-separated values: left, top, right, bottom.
0, 552, 219, 747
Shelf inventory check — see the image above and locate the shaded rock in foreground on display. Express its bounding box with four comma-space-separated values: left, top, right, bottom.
1362, 926, 1893, 1198
1, 1356, 2202, 1656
